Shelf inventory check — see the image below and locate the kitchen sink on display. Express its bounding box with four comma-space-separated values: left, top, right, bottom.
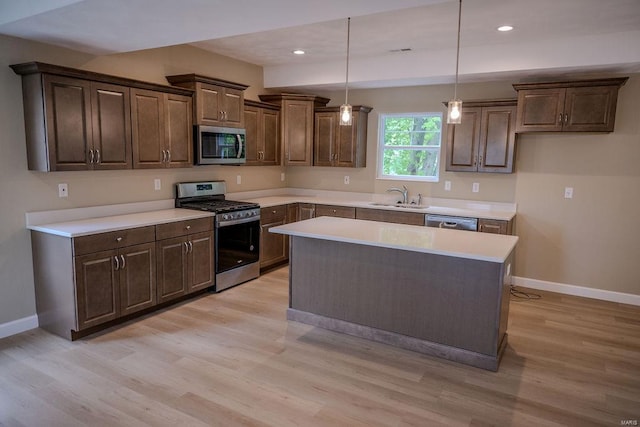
369, 202, 427, 210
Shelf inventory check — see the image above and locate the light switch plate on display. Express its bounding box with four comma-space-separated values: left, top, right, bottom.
564, 187, 573, 199
236, 175, 242, 185
444, 180, 451, 191
344, 176, 350, 185
472, 182, 480, 193
280, 172, 285, 182
154, 179, 161, 191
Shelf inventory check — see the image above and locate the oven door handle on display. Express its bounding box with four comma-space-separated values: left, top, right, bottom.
236, 134, 244, 159
216, 216, 260, 228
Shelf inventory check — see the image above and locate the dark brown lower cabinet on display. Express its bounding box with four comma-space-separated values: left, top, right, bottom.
478, 218, 513, 235
260, 205, 288, 270
156, 231, 214, 303
74, 241, 156, 330
314, 204, 356, 218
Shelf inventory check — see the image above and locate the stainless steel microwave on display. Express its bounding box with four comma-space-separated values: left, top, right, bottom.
195, 126, 246, 165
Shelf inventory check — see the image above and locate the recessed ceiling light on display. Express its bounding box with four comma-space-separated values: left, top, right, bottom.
497, 25, 514, 32
292, 49, 305, 55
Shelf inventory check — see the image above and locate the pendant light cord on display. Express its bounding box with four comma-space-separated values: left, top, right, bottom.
345, 17, 351, 105
453, 0, 461, 100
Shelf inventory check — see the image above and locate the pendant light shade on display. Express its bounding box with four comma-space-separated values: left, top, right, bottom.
447, 0, 463, 124
340, 17, 352, 126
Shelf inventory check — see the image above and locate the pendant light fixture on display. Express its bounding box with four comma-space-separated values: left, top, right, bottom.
340, 17, 353, 126
447, 0, 463, 124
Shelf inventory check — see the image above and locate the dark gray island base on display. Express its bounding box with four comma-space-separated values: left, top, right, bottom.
278, 222, 516, 371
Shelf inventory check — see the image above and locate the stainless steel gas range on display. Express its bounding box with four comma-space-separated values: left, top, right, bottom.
175, 181, 260, 292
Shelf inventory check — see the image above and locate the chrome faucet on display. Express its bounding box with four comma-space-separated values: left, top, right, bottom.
386, 185, 409, 204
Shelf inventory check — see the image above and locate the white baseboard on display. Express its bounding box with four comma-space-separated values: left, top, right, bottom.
513, 276, 640, 307
0, 315, 38, 339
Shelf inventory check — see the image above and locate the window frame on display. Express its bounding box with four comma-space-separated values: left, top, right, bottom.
376, 112, 443, 183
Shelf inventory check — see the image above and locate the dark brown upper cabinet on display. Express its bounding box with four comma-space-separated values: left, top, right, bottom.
11, 62, 193, 172
513, 78, 628, 133
259, 94, 330, 166
244, 100, 280, 166
314, 106, 371, 168
446, 99, 517, 173
131, 88, 193, 169
166, 74, 248, 128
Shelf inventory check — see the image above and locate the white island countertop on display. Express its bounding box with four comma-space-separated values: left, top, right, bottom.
27, 209, 214, 238
270, 217, 518, 263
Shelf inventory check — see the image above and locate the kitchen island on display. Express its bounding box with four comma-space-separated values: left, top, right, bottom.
270, 217, 518, 371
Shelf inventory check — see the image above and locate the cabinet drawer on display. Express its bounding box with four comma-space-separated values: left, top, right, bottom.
73, 226, 156, 256
260, 205, 288, 223
155, 217, 212, 240
478, 218, 512, 235
355, 208, 425, 226
315, 204, 356, 218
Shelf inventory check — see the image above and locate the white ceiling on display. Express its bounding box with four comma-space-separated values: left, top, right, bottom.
1, 0, 639, 91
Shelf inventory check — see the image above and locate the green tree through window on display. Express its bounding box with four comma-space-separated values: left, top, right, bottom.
378, 113, 442, 181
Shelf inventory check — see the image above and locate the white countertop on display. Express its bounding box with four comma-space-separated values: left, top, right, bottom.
239, 195, 516, 221
27, 209, 214, 238
270, 217, 518, 263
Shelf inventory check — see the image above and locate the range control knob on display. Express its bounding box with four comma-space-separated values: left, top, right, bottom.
223, 214, 230, 220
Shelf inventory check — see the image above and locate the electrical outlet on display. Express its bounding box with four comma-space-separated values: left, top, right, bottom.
564, 187, 573, 199
154, 178, 161, 191
280, 172, 285, 182
344, 176, 350, 185
58, 183, 68, 198
444, 180, 451, 191
472, 182, 480, 193
236, 175, 242, 185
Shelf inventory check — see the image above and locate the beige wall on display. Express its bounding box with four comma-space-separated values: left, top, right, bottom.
2, 32, 638, 328
0, 35, 285, 325
290, 77, 640, 296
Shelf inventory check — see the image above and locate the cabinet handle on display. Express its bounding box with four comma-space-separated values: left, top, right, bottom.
114, 255, 120, 270
479, 155, 483, 165
473, 155, 477, 166
166, 150, 171, 163
188, 241, 193, 253
120, 254, 125, 269
161, 150, 166, 162
116, 237, 123, 242
272, 210, 277, 214
184, 241, 189, 253
564, 113, 569, 124
89, 149, 95, 164
186, 225, 191, 230
332, 209, 337, 213
95, 149, 100, 164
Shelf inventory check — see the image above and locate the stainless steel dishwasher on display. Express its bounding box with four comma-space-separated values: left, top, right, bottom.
425, 214, 478, 231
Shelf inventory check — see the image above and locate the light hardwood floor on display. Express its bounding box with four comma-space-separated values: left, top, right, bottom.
1, 266, 639, 426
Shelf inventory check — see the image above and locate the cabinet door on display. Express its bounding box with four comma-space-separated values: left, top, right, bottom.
283, 100, 313, 166
244, 105, 261, 164
298, 204, 315, 220
314, 112, 336, 166
446, 107, 481, 172
478, 106, 516, 173
198, 83, 222, 125
563, 86, 619, 132
119, 242, 156, 316
223, 88, 244, 127
131, 88, 165, 168
335, 115, 358, 167
166, 93, 193, 168
286, 203, 298, 223
90, 82, 132, 170
156, 237, 188, 303
188, 231, 214, 293
75, 249, 119, 329
43, 74, 93, 171
515, 88, 565, 132
260, 219, 287, 269
262, 108, 280, 165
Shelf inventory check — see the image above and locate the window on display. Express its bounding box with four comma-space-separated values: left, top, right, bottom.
377, 112, 442, 181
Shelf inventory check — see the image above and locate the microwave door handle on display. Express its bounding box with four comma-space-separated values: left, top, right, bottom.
236, 134, 243, 159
